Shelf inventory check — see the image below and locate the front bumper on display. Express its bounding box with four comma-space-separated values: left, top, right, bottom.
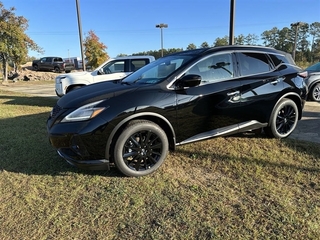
57, 148, 110, 170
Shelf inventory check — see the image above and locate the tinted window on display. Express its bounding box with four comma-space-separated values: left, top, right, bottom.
122, 54, 194, 84
131, 60, 148, 71
269, 54, 288, 67
103, 60, 125, 73
238, 52, 272, 76
187, 53, 234, 83
306, 62, 320, 72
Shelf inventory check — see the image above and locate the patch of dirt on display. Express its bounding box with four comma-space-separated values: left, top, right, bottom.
8, 62, 77, 82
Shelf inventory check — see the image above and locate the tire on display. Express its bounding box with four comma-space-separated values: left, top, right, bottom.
33, 65, 38, 71
264, 98, 298, 139
310, 83, 320, 102
114, 120, 168, 177
54, 66, 60, 73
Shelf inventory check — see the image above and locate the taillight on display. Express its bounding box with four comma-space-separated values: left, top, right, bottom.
298, 71, 308, 78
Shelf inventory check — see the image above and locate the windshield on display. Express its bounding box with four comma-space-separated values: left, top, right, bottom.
122, 54, 194, 84
306, 62, 320, 72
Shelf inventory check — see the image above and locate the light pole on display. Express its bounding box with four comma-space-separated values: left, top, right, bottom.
229, 0, 235, 45
291, 22, 303, 61
156, 23, 168, 57
75, 0, 86, 71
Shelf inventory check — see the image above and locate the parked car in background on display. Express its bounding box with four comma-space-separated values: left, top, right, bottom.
55, 55, 155, 97
47, 45, 308, 177
304, 62, 320, 101
32, 57, 75, 73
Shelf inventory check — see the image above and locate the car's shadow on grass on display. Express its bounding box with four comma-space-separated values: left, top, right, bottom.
0, 94, 58, 108
0, 108, 123, 177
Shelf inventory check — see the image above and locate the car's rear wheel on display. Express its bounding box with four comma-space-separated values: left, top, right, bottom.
114, 120, 168, 177
54, 67, 60, 73
310, 83, 320, 101
265, 98, 298, 138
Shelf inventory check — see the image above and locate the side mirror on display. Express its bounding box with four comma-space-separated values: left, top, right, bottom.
177, 74, 201, 88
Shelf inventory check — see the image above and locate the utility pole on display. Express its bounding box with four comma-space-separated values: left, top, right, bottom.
75, 0, 86, 71
229, 0, 235, 45
291, 22, 303, 61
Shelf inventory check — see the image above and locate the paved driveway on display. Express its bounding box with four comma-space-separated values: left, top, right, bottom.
0, 83, 58, 98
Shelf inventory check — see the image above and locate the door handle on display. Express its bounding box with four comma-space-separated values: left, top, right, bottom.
270, 77, 284, 85
227, 91, 240, 96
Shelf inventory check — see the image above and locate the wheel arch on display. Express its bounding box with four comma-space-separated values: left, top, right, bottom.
66, 84, 87, 93
105, 112, 176, 162
269, 93, 303, 125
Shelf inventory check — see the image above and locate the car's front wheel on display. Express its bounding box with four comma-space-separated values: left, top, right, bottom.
33, 65, 38, 71
310, 83, 320, 101
265, 98, 298, 138
114, 120, 169, 177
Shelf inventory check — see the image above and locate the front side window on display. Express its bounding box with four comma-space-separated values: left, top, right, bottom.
237, 52, 272, 76
102, 60, 125, 74
187, 53, 234, 83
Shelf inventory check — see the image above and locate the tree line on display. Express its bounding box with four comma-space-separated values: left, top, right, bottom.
131, 22, 320, 66
1, 0, 320, 82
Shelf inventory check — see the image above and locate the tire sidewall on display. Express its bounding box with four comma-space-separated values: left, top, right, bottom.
311, 83, 320, 101
269, 98, 298, 138
114, 121, 168, 177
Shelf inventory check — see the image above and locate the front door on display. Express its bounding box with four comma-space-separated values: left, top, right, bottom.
174, 53, 244, 144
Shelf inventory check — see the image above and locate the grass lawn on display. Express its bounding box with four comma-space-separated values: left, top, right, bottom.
1, 87, 320, 239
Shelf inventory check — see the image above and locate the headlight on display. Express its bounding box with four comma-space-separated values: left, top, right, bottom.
55, 76, 66, 84
61, 100, 107, 122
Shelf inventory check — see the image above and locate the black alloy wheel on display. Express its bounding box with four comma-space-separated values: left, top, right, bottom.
311, 83, 320, 101
114, 120, 169, 177
265, 98, 298, 138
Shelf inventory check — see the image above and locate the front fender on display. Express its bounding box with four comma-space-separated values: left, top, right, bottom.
105, 111, 177, 161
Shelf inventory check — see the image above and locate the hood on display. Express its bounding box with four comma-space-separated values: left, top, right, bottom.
57, 80, 138, 108
59, 71, 92, 78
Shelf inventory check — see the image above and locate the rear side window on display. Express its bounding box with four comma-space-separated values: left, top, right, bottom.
237, 52, 272, 76
131, 59, 149, 71
53, 58, 63, 62
269, 54, 289, 67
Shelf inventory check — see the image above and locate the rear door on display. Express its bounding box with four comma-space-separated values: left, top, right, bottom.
235, 51, 284, 123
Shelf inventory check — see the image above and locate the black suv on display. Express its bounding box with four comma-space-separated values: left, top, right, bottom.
47, 45, 308, 177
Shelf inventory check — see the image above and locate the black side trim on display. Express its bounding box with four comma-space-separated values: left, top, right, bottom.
177, 120, 268, 145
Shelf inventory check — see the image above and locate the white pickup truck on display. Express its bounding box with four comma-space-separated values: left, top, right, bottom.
55, 55, 155, 97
